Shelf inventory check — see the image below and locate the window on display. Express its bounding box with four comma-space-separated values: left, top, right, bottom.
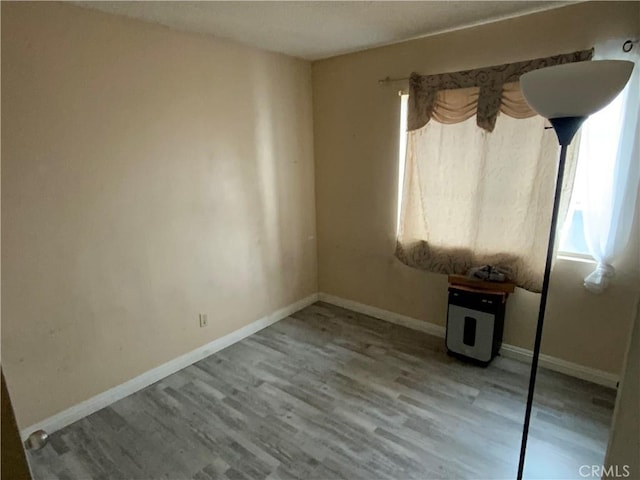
394, 50, 598, 292
558, 161, 591, 256
396, 93, 409, 235
396, 91, 626, 262
558, 89, 626, 257
396, 50, 637, 293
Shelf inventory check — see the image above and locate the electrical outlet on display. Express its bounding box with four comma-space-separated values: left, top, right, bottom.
199, 314, 208, 328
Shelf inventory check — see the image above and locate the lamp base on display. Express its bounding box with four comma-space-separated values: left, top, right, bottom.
549, 116, 585, 146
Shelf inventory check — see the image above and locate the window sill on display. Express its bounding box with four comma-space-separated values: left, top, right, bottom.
557, 252, 596, 264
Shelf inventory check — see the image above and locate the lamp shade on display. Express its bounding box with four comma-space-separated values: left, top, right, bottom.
520, 60, 634, 119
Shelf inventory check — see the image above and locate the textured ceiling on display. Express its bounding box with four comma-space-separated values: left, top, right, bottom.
75, 1, 571, 60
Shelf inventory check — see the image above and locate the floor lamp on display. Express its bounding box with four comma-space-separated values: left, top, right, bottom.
516, 60, 634, 479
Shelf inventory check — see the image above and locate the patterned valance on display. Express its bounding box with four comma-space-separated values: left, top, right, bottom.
408, 49, 594, 133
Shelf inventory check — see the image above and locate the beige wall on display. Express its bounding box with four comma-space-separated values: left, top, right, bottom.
313, 1, 640, 375
1, 2, 317, 428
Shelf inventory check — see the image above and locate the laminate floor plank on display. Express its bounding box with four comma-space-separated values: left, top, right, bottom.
28, 302, 615, 479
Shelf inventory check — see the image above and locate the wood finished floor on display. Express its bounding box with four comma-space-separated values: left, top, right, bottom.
28, 302, 616, 480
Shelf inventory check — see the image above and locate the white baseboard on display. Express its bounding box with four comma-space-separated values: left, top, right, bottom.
318, 292, 619, 389
22, 290, 618, 440
20, 293, 319, 441
499, 344, 619, 389
318, 293, 446, 338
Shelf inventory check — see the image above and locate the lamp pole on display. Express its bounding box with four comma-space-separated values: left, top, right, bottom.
516, 116, 585, 480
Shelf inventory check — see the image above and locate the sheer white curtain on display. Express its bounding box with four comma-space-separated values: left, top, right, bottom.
580, 41, 640, 293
